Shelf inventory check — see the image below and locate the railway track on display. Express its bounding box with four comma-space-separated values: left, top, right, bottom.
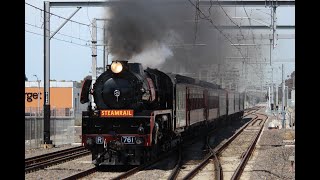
216, 112, 268, 180
167, 108, 266, 180
62, 167, 98, 180
167, 146, 182, 180
61, 146, 180, 180
25, 146, 90, 173
62, 127, 207, 179
60, 107, 264, 179
168, 129, 219, 180
244, 106, 262, 116
109, 146, 179, 180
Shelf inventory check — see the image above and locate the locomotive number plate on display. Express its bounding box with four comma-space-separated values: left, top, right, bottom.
121, 136, 136, 144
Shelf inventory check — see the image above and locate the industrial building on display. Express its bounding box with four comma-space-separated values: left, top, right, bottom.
25, 81, 87, 117
25, 80, 87, 149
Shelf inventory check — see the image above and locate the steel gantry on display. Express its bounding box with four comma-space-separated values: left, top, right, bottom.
48, 1, 295, 7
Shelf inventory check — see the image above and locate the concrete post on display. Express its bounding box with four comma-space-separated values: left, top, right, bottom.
91, 19, 97, 110
282, 64, 285, 128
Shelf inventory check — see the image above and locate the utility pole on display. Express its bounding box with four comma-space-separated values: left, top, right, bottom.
268, 86, 271, 111
101, 20, 109, 71
272, 6, 277, 48
269, 38, 272, 65
281, 64, 285, 128
276, 83, 278, 110
270, 67, 274, 110
91, 18, 97, 110
43, 1, 82, 146
43, 1, 52, 145
103, 22, 106, 72
286, 86, 289, 107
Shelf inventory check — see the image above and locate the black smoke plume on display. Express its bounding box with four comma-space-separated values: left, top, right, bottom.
105, 0, 230, 74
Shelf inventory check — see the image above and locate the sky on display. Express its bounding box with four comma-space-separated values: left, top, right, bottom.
25, 0, 295, 85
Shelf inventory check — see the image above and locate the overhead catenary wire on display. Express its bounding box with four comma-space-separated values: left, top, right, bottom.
216, 0, 246, 41
187, 0, 246, 59
187, 0, 263, 80
25, 2, 105, 30
242, 4, 265, 76
216, 0, 248, 80
218, 1, 266, 80
25, 29, 105, 52
25, 2, 108, 52
25, 22, 91, 43
201, 0, 249, 84
193, 0, 200, 44
26, 1, 265, 81
244, 6, 266, 60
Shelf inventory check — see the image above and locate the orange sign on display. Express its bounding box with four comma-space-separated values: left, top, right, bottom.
25, 87, 72, 108
100, 110, 134, 117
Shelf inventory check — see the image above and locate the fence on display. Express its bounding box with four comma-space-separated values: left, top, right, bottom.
25, 108, 79, 150
25, 118, 43, 150
25, 107, 75, 117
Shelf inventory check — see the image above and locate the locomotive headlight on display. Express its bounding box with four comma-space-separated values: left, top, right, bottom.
111, 61, 123, 73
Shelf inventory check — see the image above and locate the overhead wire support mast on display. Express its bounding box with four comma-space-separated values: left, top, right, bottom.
91, 18, 97, 110
42, 0, 100, 146
272, 4, 278, 49
43, 1, 52, 145
92, 18, 110, 72
50, 7, 82, 40
41, 0, 115, 146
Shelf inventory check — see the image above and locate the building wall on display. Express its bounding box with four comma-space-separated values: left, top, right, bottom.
25, 81, 88, 115
72, 87, 88, 114
25, 87, 72, 109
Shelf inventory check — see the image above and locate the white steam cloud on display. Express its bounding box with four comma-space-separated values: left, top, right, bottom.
130, 41, 173, 69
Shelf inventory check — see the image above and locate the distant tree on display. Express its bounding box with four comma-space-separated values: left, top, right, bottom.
25, 74, 28, 81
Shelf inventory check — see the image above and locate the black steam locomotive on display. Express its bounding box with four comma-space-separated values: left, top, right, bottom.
80, 60, 244, 166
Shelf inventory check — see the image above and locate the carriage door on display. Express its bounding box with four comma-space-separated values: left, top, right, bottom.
176, 84, 187, 128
